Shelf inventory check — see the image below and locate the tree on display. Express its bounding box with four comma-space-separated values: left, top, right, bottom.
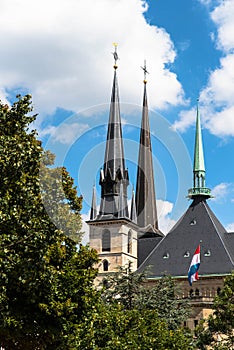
74, 302, 194, 349
0, 95, 99, 349
101, 262, 190, 330
196, 272, 234, 350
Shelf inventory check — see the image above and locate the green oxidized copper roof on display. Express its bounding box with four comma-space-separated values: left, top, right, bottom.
194, 103, 205, 173
188, 101, 211, 199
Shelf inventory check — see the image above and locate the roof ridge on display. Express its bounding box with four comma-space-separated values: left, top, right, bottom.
203, 201, 234, 265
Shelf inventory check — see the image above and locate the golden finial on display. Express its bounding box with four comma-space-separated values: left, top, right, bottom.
112, 43, 119, 69
141, 60, 149, 84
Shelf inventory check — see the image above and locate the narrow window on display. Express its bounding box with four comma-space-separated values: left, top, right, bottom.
190, 289, 194, 297
102, 230, 111, 252
195, 288, 200, 296
128, 230, 132, 254
103, 259, 109, 272
217, 287, 221, 295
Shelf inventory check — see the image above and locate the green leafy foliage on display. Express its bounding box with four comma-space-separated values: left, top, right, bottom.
196, 272, 234, 350
74, 302, 194, 350
0, 95, 99, 349
102, 262, 190, 330
0, 95, 196, 349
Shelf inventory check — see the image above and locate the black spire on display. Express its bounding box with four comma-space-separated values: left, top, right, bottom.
98, 46, 129, 219
135, 65, 162, 237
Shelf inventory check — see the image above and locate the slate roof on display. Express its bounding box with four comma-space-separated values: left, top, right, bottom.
137, 196, 234, 277
138, 236, 163, 267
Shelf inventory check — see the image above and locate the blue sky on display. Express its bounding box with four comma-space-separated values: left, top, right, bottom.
1, 0, 234, 239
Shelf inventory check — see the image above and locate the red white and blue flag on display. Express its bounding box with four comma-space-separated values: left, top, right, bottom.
188, 245, 200, 286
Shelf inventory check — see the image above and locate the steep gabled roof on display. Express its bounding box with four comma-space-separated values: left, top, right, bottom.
137, 197, 234, 277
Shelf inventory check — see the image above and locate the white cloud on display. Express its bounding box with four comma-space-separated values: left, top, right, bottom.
173, 0, 234, 137
212, 182, 230, 202
40, 122, 89, 145
0, 0, 184, 118
0, 88, 9, 104
211, 0, 234, 52
81, 212, 90, 246
199, 0, 212, 6
157, 199, 176, 234
226, 222, 234, 232
172, 108, 196, 132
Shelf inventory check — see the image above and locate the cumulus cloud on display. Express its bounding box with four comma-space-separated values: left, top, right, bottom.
40, 122, 89, 145
81, 212, 90, 246
212, 182, 230, 202
0, 0, 184, 119
174, 0, 234, 137
211, 0, 234, 52
157, 199, 176, 234
172, 107, 196, 132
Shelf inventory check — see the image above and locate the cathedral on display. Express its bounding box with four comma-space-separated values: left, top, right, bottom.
86, 49, 234, 328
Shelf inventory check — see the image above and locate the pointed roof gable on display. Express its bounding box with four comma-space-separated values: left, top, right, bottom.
135, 75, 162, 237
138, 197, 234, 277
138, 104, 233, 277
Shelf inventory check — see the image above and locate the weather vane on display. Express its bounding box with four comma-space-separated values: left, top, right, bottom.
112, 43, 119, 69
141, 60, 149, 83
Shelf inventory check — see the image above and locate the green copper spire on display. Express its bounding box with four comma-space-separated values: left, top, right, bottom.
188, 100, 211, 199
194, 101, 205, 173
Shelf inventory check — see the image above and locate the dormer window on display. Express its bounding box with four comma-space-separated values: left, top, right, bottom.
163, 252, 169, 259
184, 251, 190, 258
190, 219, 196, 225
204, 249, 211, 257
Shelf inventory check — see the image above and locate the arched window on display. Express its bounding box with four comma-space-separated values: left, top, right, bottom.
103, 259, 109, 272
217, 287, 221, 295
102, 230, 111, 252
195, 288, 200, 296
128, 230, 132, 254
189, 289, 194, 297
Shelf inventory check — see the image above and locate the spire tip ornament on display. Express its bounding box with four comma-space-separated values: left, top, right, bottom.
141, 60, 149, 84
112, 43, 119, 69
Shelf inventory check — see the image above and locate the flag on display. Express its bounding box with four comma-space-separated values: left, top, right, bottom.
188, 244, 200, 286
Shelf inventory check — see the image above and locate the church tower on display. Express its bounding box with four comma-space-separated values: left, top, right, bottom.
87, 46, 138, 278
